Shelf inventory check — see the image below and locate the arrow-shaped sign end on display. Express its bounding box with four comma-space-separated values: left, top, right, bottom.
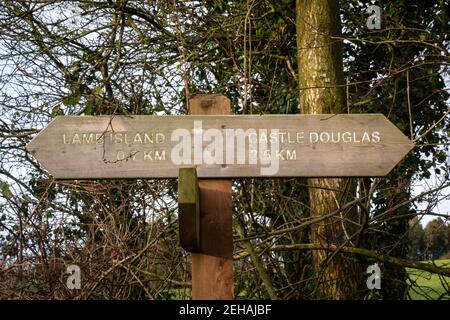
24, 117, 64, 175
381, 139, 415, 177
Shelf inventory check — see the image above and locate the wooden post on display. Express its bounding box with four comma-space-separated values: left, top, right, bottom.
189, 94, 234, 300
178, 168, 200, 252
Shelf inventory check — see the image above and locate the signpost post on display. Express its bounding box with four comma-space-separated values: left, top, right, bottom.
188, 94, 234, 299
26, 94, 415, 299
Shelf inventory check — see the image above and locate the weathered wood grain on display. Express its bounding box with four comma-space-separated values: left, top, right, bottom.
26, 113, 414, 178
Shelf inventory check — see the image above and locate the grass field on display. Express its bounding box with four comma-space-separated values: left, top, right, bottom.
407, 259, 450, 300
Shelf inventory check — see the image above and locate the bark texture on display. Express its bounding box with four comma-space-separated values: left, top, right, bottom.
296, 0, 363, 299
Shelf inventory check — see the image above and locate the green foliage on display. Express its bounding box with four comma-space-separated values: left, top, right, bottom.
62, 95, 80, 107
342, 0, 450, 299
408, 217, 426, 260
424, 219, 449, 260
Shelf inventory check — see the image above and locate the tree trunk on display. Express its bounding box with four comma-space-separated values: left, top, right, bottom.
296, 0, 363, 299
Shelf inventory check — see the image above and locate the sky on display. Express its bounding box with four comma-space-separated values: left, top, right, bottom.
412, 169, 450, 226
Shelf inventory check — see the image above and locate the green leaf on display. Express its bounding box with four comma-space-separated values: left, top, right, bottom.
30, 284, 39, 294
63, 94, 80, 107
92, 87, 103, 96
84, 105, 93, 115
45, 210, 54, 219
154, 105, 165, 112
51, 106, 64, 118
0, 181, 12, 199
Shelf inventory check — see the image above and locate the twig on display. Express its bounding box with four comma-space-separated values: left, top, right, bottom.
414, 107, 450, 142
234, 243, 450, 277
406, 70, 414, 140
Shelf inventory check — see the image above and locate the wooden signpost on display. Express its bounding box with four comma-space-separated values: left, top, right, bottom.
26, 94, 414, 300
